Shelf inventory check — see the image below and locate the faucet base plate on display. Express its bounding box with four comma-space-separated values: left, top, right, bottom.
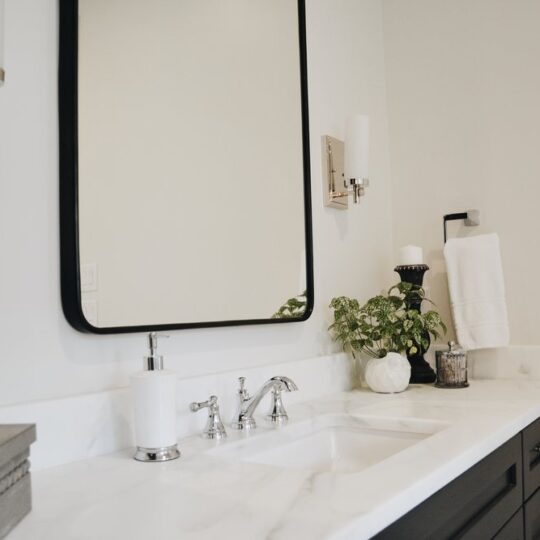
267, 413, 289, 425
202, 429, 227, 440
231, 417, 257, 431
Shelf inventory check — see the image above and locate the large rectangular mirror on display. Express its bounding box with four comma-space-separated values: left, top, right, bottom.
59, 0, 313, 333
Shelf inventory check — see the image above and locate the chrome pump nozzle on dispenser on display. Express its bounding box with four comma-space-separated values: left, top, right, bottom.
145, 331, 164, 370
131, 332, 180, 462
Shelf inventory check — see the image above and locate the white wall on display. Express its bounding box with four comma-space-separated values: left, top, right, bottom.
383, 0, 540, 345
0, 0, 394, 407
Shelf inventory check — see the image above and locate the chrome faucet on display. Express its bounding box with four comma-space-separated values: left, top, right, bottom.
231, 376, 298, 430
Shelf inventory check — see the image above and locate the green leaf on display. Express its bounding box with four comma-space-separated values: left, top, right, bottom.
328, 282, 447, 358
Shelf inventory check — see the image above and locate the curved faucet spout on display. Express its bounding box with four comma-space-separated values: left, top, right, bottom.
268, 376, 298, 392
244, 376, 298, 418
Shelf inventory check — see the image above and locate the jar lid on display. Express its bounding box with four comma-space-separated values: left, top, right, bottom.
448, 341, 467, 353
436, 341, 466, 360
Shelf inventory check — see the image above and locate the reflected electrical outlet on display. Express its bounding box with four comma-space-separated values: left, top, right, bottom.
81, 298, 98, 326
80, 263, 98, 292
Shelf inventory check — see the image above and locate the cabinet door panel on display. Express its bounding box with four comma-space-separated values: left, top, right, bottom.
525, 487, 540, 540
494, 510, 524, 540
523, 418, 540, 500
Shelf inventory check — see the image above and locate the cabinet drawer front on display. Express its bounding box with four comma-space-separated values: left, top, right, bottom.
494, 510, 524, 540
523, 418, 540, 500
374, 435, 523, 540
525, 487, 540, 540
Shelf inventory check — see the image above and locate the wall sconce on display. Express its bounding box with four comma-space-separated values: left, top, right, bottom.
322, 115, 370, 209
0, 0, 4, 87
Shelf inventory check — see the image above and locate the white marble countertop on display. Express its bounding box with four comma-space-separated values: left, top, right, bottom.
9, 380, 540, 540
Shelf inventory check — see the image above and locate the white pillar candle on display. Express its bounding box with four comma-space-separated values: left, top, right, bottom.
398, 245, 423, 266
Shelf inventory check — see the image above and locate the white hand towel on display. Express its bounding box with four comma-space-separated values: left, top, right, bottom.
444, 233, 509, 350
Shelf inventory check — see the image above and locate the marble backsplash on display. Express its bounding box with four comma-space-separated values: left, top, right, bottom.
0, 346, 536, 472
0, 353, 353, 471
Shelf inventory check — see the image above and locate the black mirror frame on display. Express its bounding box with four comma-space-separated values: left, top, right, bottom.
58, 0, 314, 334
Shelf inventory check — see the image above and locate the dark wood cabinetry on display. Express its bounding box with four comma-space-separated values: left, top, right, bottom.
524, 417, 540, 540
494, 510, 524, 540
374, 417, 540, 540
523, 418, 540, 501
524, 488, 540, 540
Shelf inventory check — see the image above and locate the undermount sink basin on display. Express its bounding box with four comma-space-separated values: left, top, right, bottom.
211, 414, 448, 474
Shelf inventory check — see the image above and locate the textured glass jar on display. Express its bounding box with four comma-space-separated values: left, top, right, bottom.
435, 342, 469, 389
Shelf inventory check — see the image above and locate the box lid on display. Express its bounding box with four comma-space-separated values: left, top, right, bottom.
0, 425, 36, 470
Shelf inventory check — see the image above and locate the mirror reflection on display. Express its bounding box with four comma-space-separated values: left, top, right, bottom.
76, 0, 310, 329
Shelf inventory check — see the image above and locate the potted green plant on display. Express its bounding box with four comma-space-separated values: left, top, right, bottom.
329, 283, 446, 393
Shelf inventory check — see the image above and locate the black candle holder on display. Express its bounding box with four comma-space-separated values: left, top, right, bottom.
394, 264, 437, 384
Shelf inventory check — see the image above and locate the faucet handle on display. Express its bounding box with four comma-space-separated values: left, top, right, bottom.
190, 395, 227, 440
267, 378, 298, 424
237, 377, 249, 399
190, 395, 218, 412
231, 377, 256, 431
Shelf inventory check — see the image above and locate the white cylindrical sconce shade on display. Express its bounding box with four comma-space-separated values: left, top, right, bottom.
0, 0, 4, 86
344, 114, 370, 181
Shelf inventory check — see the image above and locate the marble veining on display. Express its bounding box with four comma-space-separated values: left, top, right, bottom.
7, 380, 540, 540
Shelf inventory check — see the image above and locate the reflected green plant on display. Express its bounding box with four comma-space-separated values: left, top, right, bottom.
273, 291, 307, 319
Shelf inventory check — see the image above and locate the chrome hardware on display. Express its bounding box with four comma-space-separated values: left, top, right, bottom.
532, 445, 540, 453
231, 376, 298, 430
443, 210, 480, 243
322, 136, 347, 209
267, 387, 290, 425
134, 444, 180, 462
144, 332, 169, 371
349, 178, 370, 204
322, 135, 370, 209
190, 395, 227, 440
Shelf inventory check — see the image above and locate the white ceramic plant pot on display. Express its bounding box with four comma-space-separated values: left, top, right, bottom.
364, 352, 411, 394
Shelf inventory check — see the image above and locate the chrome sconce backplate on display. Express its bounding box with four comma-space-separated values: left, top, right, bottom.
322, 136, 348, 209
322, 135, 369, 209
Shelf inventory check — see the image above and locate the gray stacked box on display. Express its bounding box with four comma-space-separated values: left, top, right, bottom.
0, 425, 36, 539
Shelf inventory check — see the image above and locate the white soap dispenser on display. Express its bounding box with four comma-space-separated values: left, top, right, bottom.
131, 332, 180, 462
